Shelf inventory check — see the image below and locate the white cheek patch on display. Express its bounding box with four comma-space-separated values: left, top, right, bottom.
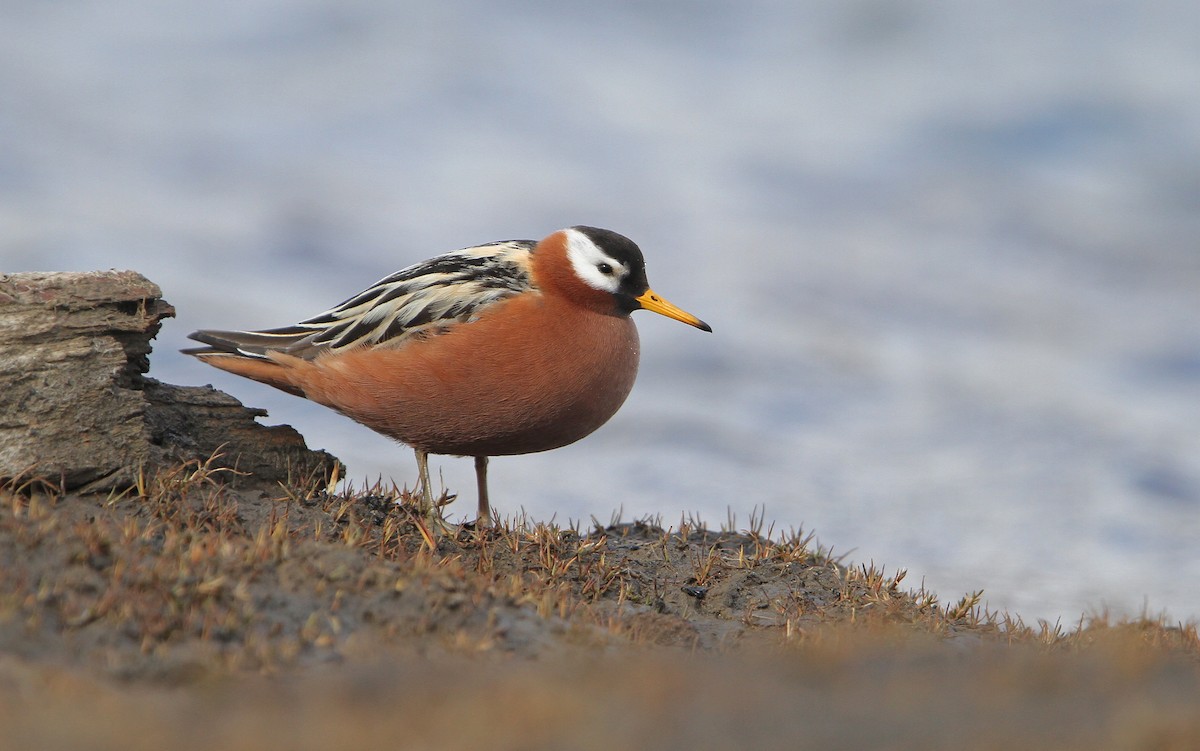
564, 228, 625, 293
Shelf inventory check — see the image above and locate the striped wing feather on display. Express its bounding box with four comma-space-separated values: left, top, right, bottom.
188, 240, 536, 360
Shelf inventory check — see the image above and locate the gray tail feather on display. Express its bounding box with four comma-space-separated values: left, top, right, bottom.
182, 326, 312, 358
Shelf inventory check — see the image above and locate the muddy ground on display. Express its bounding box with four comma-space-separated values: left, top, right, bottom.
2, 465, 1198, 750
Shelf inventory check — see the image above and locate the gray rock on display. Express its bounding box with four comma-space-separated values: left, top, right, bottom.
0, 270, 341, 492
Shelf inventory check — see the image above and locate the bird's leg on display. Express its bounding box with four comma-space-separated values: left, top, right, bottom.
474, 456, 491, 528
414, 448, 435, 520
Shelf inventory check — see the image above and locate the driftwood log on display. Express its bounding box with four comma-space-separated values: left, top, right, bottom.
0, 270, 341, 492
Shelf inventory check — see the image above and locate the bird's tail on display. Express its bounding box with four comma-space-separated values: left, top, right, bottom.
183, 328, 311, 397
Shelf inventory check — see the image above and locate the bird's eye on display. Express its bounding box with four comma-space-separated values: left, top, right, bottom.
597, 263, 614, 275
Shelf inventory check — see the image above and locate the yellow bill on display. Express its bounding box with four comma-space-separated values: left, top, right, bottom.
635, 289, 712, 332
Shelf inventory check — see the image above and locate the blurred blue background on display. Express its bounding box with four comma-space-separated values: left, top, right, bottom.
4, 1, 1198, 624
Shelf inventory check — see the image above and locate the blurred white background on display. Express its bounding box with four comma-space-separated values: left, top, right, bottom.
4, 1, 1198, 624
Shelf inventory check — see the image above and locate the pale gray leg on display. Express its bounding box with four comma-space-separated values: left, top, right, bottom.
414, 448, 435, 520
474, 456, 490, 527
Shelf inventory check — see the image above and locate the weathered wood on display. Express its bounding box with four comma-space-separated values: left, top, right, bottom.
0, 270, 341, 491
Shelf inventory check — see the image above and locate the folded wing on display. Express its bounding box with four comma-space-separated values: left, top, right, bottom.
184, 240, 536, 360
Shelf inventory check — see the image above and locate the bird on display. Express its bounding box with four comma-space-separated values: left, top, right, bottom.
183, 225, 710, 528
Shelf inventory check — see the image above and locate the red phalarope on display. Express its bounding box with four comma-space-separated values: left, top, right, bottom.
184, 226, 710, 526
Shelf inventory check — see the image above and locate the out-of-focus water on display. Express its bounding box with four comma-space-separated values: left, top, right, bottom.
4, 1, 1198, 624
